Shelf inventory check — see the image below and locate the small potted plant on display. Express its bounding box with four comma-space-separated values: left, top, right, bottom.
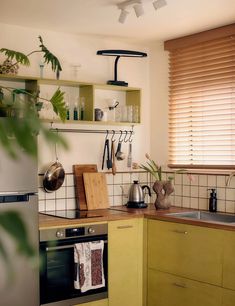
139, 153, 187, 209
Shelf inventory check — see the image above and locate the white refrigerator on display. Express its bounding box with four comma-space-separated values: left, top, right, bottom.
0, 146, 39, 306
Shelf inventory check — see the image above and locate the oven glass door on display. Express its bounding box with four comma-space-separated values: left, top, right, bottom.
40, 235, 108, 305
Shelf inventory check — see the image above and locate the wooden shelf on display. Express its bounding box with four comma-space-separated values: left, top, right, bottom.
0, 74, 142, 125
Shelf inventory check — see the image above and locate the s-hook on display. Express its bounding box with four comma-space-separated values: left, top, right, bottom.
111, 130, 116, 142
123, 130, 129, 143
105, 130, 109, 141
118, 130, 124, 142
128, 131, 133, 142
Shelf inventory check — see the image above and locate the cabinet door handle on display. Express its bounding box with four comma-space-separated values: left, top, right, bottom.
172, 229, 188, 235
117, 225, 133, 229
173, 282, 187, 289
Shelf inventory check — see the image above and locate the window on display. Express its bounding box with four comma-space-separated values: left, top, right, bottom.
165, 24, 235, 169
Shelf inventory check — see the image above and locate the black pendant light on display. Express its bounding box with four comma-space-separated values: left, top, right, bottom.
97, 49, 147, 87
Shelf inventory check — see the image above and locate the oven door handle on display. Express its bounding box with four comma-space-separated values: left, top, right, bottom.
46, 240, 108, 252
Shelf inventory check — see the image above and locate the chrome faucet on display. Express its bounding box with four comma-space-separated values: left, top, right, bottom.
226, 171, 235, 187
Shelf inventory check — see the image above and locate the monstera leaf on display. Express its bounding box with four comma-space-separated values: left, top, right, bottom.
50, 88, 66, 121
0, 35, 62, 77
38, 36, 62, 76
0, 49, 30, 66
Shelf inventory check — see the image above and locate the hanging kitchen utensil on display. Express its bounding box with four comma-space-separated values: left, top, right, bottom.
127, 142, 132, 168
43, 138, 65, 193
127, 130, 133, 168
111, 140, 116, 175
102, 131, 112, 170
115, 131, 126, 161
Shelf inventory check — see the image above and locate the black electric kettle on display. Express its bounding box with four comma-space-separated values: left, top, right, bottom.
127, 180, 151, 208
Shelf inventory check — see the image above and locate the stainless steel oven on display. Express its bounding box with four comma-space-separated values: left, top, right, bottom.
39, 223, 108, 306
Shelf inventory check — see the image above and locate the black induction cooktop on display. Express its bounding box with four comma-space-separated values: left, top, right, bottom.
40, 208, 127, 219
40, 210, 103, 219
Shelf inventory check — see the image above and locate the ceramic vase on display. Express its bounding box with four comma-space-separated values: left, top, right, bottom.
153, 180, 174, 209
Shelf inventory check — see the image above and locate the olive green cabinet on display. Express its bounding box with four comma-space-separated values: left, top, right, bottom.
108, 218, 144, 306
147, 219, 223, 286
223, 231, 235, 290
148, 269, 222, 306
222, 289, 235, 306
147, 219, 235, 306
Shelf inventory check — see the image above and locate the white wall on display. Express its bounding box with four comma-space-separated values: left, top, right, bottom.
0, 23, 152, 173
149, 41, 169, 167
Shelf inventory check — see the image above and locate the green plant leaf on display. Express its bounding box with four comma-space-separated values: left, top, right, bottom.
146, 161, 157, 173
38, 36, 62, 75
157, 166, 162, 181
139, 164, 159, 180
0, 49, 30, 66
0, 211, 35, 257
50, 88, 66, 122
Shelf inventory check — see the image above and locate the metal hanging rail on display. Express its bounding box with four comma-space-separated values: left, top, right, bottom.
50, 128, 133, 134
50, 127, 134, 136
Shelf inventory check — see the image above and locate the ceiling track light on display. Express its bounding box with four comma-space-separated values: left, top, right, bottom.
152, 0, 167, 10
133, 3, 144, 18
117, 0, 143, 23
117, 0, 167, 23
119, 9, 129, 24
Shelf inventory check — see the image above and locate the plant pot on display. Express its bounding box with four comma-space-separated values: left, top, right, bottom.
153, 180, 174, 209
0, 59, 19, 75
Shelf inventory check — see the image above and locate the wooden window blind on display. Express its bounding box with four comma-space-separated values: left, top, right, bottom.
165, 24, 235, 169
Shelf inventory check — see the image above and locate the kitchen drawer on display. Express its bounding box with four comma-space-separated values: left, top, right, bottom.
222, 288, 235, 306
147, 269, 222, 306
147, 219, 223, 286
223, 231, 235, 290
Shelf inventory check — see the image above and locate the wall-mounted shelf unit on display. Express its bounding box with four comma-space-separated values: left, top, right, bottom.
0, 74, 141, 126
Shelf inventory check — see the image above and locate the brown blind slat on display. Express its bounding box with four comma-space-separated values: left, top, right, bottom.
167, 27, 235, 169
164, 23, 235, 50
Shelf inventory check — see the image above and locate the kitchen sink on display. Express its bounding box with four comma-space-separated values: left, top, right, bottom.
165, 211, 235, 224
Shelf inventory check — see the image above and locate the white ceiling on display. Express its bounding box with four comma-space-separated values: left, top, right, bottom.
1, 0, 235, 43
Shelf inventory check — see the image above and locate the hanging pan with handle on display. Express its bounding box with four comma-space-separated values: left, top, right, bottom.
43, 140, 65, 193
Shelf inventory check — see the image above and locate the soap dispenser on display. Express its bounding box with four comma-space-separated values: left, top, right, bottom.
208, 188, 217, 212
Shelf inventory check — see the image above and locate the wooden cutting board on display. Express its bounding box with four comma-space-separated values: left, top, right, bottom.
73, 164, 98, 210
83, 172, 109, 210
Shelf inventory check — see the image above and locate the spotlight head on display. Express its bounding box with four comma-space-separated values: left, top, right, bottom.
153, 0, 167, 10
133, 3, 144, 17
118, 9, 129, 23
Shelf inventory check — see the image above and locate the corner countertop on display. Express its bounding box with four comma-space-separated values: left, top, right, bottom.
39, 204, 235, 232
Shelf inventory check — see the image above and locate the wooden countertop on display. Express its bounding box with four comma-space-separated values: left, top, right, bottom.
39, 204, 235, 232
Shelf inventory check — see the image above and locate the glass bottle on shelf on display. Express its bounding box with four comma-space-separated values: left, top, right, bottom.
66, 102, 70, 120
80, 97, 85, 120
73, 100, 79, 120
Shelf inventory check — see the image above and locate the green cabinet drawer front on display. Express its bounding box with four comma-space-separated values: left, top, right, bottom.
147, 220, 223, 286
148, 269, 222, 306
222, 289, 235, 306
108, 219, 143, 306
223, 231, 235, 290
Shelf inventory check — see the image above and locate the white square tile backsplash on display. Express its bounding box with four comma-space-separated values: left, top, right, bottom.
38, 171, 235, 214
